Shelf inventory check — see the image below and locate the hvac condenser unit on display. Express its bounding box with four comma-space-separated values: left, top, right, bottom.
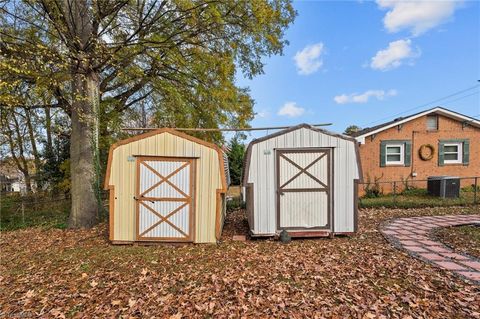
427, 176, 460, 198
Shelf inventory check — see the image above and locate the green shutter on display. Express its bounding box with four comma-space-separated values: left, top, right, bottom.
404, 141, 411, 167
463, 140, 470, 165
380, 141, 386, 167
438, 142, 445, 166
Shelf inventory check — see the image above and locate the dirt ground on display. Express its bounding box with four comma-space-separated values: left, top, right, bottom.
1, 207, 479, 318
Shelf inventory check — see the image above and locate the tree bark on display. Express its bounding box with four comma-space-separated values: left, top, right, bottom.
24, 108, 42, 180
65, 0, 100, 228
44, 106, 53, 157
24, 173, 32, 193
68, 71, 99, 228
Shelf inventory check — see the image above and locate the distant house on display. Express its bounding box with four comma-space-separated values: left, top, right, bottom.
0, 160, 34, 194
352, 107, 480, 192
0, 173, 26, 194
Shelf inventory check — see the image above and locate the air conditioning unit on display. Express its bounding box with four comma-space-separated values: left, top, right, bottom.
427, 176, 460, 198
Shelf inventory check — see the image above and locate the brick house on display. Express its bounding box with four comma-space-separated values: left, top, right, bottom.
352, 107, 480, 193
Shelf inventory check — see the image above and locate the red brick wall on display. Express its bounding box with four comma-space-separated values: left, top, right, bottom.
358, 114, 480, 194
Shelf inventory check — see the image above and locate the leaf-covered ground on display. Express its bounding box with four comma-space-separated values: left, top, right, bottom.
434, 224, 480, 259
1, 207, 480, 318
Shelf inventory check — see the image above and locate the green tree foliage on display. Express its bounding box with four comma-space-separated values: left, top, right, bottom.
0, 0, 296, 227
344, 125, 361, 136
38, 114, 71, 195
227, 134, 246, 185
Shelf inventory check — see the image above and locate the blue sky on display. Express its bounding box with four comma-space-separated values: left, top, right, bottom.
235, 0, 480, 140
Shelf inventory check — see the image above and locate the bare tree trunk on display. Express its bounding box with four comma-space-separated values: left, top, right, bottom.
24, 108, 41, 184
7, 110, 33, 193
45, 106, 53, 155
24, 172, 32, 193
68, 71, 99, 228
66, 0, 100, 228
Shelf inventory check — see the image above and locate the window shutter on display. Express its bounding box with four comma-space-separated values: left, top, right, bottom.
404, 141, 411, 167
463, 140, 470, 165
380, 141, 386, 167
438, 142, 445, 166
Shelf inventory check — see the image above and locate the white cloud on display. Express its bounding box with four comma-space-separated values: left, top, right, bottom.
293, 43, 325, 75
334, 89, 397, 104
277, 102, 305, 117
377, 0, 462, 36
370, 39, 420, 71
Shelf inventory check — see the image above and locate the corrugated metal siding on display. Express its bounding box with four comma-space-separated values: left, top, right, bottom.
245, 184, 254, 232
140, 161, 189, 198
139, 201, 189, 238
109, 132, 222, 243
279, 192, 328, 227
246, 127, 359, 235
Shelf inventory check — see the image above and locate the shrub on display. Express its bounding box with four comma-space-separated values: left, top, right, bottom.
226, 196, 245, 212
364, 175, 383, 198
461, 184, 480, 192
401, 187, 428, 196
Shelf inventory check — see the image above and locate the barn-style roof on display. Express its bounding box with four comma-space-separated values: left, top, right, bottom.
104, 128, 227, 191
242, 123, 362, 186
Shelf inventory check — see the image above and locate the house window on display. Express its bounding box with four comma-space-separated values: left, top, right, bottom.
380, 140, 412, 167
443, 142, 462, 164
385, 144, 404, 165
426, 115, 438, 130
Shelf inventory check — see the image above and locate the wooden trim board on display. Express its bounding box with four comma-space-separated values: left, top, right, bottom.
276, 148, 332, 232
105, 128, 227, 243
135, 157, 195, 242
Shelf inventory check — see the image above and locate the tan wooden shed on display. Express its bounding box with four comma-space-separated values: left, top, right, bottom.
104, 128, 228, 244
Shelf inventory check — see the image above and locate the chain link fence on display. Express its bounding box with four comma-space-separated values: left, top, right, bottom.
358, 176, 479, 208
0, 188, 109, 230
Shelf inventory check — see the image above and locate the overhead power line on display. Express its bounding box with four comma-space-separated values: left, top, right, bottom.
440, 91, 479, 106
362, 84, 480, 127
122, 123, 333, 132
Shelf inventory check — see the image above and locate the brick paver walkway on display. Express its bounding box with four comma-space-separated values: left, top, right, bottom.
380, 214, 480, 284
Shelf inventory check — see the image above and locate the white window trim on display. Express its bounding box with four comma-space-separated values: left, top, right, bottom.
385, 144, 405, 165
443, 142, 463, 164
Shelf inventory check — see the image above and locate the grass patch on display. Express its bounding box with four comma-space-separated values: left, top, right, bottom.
360, 189, 477, 208
0, 194, 70, 231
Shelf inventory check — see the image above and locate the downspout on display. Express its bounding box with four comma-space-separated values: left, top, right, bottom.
411, 131, 416, 178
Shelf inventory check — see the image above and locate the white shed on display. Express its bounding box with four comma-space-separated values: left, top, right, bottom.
242, 124, 362, 237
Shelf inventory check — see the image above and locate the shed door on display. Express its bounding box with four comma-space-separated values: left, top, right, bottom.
136, 157, 194, 242
276, 149, 331, 230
